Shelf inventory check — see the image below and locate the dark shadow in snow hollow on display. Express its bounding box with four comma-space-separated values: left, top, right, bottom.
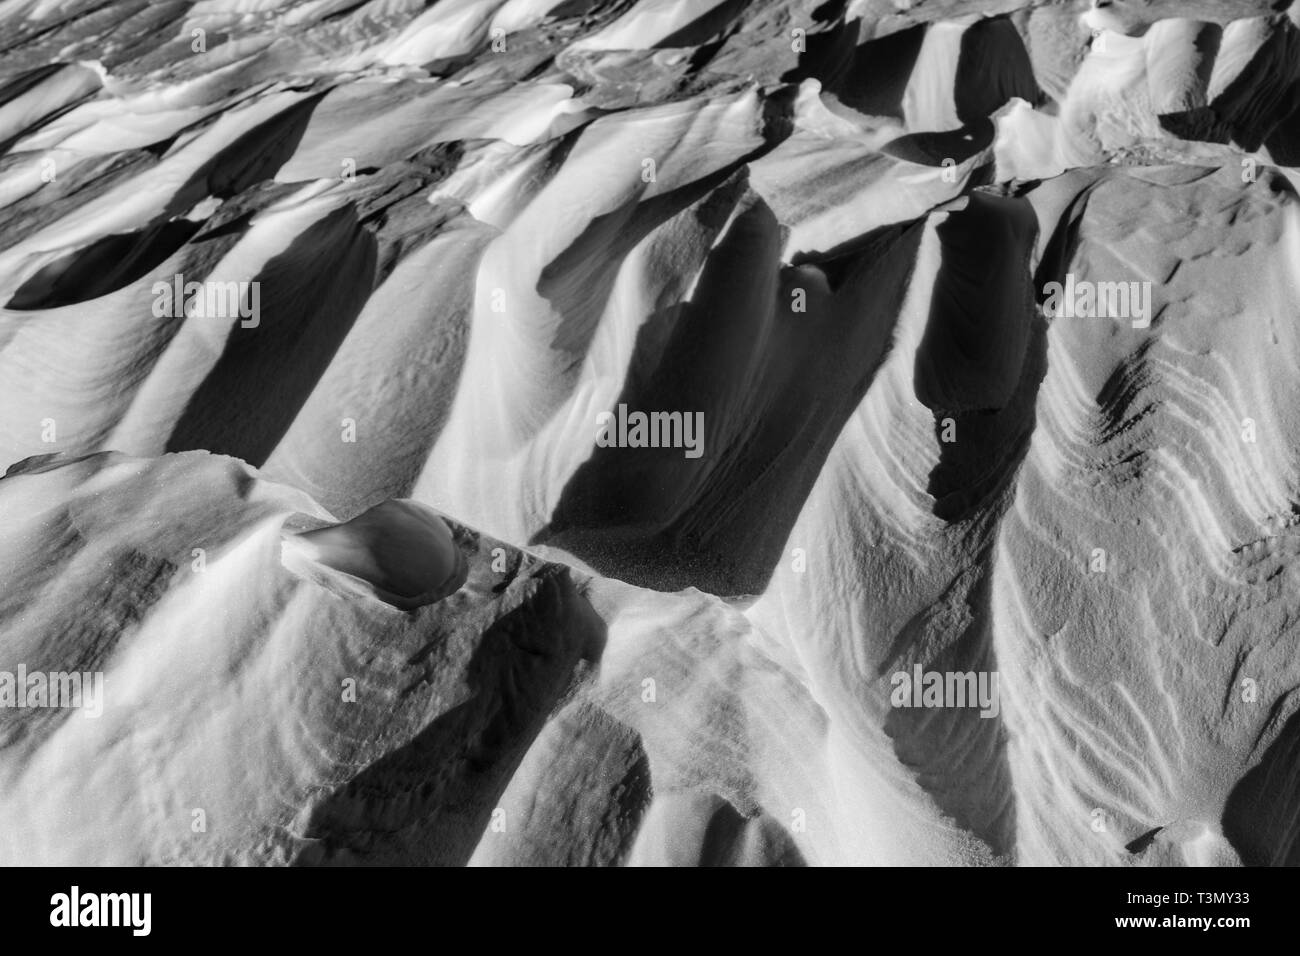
918, 191, 1044, 524
165, 203, 377, 466
1222, 703, 1300, 866
292, 566, 606, 866
535, 187, 925, 596
5, 92, 327, 311
5, 219, 202, 310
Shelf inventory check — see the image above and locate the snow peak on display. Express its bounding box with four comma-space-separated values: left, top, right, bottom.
50, 887, 151, 936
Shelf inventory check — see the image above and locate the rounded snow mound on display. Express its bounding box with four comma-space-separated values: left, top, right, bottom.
281, 499, 468, 610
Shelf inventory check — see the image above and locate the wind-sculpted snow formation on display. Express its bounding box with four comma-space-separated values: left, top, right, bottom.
0, 0, 1298, 866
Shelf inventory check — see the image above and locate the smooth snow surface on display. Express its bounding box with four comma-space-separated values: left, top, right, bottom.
0, 0, 1298, 866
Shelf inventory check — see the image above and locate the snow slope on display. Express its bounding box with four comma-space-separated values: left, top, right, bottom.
0, 0, 1298, 866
